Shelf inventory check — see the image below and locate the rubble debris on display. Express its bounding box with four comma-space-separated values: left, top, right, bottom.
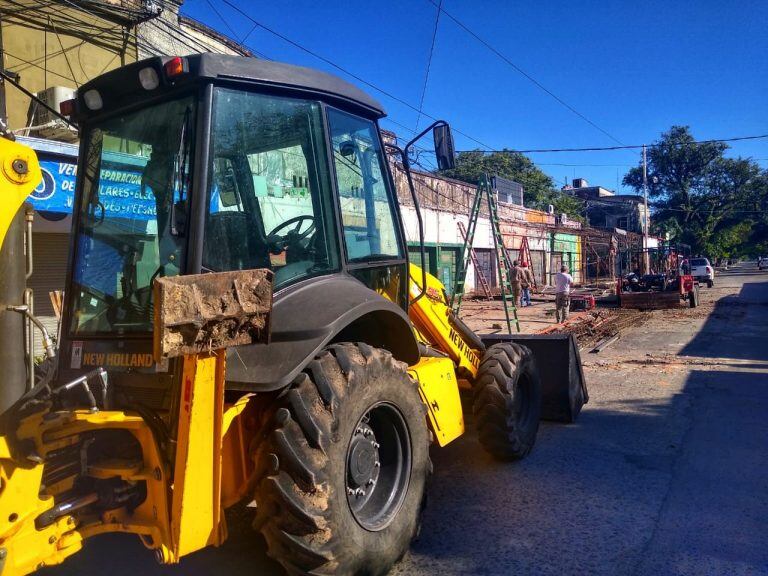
591, 334, 619, 353
544, 308, 650, 350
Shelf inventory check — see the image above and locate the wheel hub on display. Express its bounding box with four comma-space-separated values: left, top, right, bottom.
347, 423, 381, 496
345, 404, 411, 532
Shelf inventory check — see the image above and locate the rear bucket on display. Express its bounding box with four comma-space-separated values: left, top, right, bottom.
481, 333, 589, 423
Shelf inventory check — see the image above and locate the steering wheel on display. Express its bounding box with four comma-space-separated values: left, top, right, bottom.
267, 215, 316, 253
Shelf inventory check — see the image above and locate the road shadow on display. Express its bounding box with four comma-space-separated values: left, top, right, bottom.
679, 279, 768, 362
43, 370, 768, 576
402, 368, 768, 575
48, 508, 283, 576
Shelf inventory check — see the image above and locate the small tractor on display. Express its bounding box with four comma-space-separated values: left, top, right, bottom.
0, 55, 586, 576
617, 244, 699, 309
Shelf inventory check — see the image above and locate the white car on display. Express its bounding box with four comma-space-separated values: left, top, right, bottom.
690, 257, 714, 287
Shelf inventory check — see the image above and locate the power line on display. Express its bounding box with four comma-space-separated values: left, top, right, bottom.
426, 0, 626, 146
415, 0, 442, 132
216, 0, 494, 151
198, 0, 270, 59
4, 48, 82, 84
457, 134, 768, 154
538, 162, 635, 167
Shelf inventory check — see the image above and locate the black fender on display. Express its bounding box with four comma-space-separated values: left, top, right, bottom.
225, 274, 419, 392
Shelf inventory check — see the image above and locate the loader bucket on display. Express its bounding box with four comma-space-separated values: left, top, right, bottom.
481, 333, 588, 423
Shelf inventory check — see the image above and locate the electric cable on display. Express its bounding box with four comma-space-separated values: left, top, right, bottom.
216, 0, 495, 151
457, 134, 768, 154
199, 0, 269, 59
425, 0, 626, 146
415, 0, 442, 132
4, 48, 81, 84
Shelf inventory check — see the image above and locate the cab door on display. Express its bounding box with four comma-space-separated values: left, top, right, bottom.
326, 108, 408, 308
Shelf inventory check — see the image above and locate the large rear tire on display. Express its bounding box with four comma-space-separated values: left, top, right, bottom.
472, 343, 542, 461
252, 343, 431, 576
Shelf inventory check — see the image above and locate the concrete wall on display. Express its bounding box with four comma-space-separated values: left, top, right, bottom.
0, 0, 251, 136
389, 159, 587, 290
0, 0, 139, 133
137, 6, 252, 59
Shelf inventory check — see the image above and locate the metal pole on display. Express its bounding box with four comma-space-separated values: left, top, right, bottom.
642, 144, 649, 274
0, 207, 28, 413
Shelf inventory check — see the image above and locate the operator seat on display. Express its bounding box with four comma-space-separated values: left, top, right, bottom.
202, 211, 270, 272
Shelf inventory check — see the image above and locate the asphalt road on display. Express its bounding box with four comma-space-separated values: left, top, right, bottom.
47, 263, 768, 576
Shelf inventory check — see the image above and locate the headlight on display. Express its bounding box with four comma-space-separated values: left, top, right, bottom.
83, 89, 103, 111
139, 67, 160, 90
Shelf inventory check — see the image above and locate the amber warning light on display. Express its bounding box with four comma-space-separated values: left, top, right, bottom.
164, 57, 187, 79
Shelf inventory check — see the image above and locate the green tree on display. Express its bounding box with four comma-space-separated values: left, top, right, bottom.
623, 126, 768, 258
440, 149, 583, 219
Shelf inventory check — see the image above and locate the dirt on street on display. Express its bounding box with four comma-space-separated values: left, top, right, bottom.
47, 264, 768, 576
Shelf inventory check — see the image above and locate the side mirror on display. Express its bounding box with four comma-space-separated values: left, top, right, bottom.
339, 141, 357, 159
433, 124, 456, 170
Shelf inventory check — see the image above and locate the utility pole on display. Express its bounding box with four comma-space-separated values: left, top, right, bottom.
642, 144, 650, 274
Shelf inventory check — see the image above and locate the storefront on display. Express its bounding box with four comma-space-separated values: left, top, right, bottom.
407, 242, 462, 296
551, 232, 582, 284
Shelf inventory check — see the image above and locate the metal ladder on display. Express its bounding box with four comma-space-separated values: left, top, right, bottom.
518, 235, 538, 289
457, 221, 492, 300
451, 174, 520, 333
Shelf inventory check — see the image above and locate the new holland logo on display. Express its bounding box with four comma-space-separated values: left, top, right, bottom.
30, 167, 55, 201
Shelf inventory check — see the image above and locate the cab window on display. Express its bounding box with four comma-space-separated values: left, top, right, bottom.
204, 88, 340, 289
327, 109, 403, 263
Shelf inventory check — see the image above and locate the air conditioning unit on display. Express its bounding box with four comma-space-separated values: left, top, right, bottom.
559, 213, 568, 224
28, 86, 78, 142
547, 204, 555, 214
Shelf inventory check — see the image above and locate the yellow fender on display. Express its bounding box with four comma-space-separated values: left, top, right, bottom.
408, 356, 465, 446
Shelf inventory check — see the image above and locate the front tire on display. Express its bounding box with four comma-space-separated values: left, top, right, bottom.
472, 343, 542, 461
253, 343, 431, 576
707, 279, 714, 288
689, 286, 699, 308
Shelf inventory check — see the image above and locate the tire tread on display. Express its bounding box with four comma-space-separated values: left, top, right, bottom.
253, 343, 430, 576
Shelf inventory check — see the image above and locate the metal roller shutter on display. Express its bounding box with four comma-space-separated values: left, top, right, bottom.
27, 233, 70, 354
529, 250, 545, 287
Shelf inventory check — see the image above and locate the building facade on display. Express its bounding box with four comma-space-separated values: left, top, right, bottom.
1, 0, 251, 351
387, 158, 584, 296
565, 178, 649, 235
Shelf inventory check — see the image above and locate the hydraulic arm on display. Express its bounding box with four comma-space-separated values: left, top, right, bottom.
0, 270, 272, 575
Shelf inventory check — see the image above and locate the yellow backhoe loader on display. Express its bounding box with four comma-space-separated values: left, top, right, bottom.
0, 55, 586, 576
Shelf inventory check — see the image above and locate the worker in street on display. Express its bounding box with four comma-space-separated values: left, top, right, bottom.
510, 260, 523, 307
555, 264, 573, 323
520, 261, 535, 307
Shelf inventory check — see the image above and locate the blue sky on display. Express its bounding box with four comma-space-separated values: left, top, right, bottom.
182, 0, 768, 194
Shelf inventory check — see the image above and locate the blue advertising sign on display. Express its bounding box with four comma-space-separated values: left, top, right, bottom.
27, 153, 154, 222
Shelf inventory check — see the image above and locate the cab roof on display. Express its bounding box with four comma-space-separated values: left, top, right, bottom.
77, 53, 386, 120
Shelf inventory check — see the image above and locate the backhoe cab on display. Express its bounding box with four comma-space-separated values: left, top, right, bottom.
0, 54, 586, 576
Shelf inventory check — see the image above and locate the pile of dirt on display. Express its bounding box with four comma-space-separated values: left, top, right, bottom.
543, 308, 650, 350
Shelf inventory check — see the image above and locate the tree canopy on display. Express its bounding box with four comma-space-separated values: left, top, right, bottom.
439, 149, 583, 220
623, 126, 768, 259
